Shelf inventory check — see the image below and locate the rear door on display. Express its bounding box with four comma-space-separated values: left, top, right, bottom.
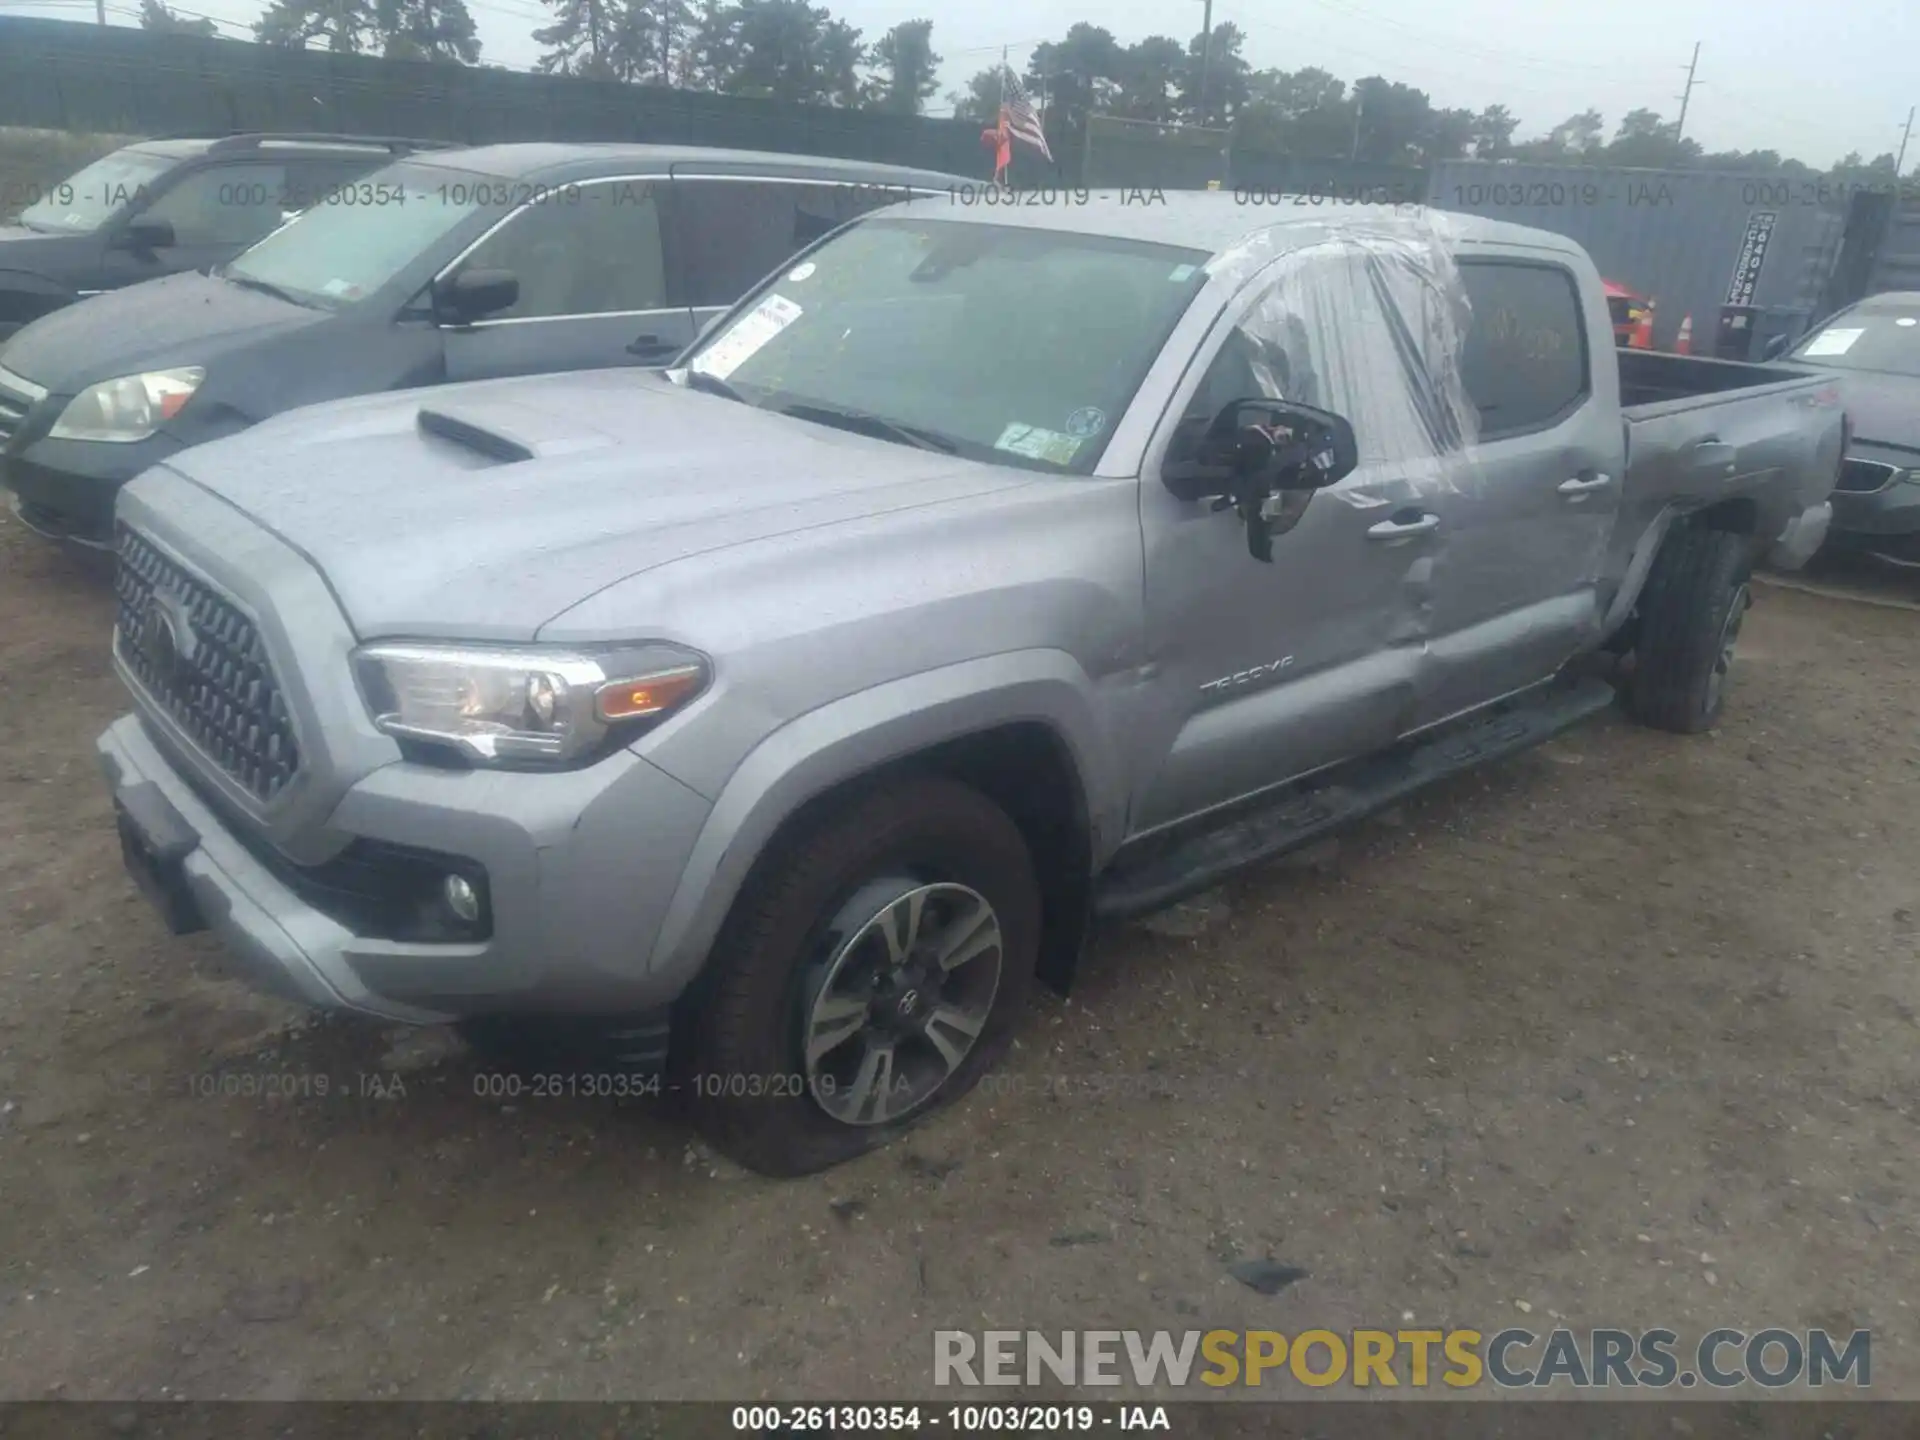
666, 174, 934, 336
439, 176, 695, 380
1409, 252, 1625, 728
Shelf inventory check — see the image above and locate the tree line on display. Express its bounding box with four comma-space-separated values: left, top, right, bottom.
133, 0, 1908, 176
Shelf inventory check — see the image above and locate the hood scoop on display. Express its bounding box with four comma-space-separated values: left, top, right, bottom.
415, 397, 621, 467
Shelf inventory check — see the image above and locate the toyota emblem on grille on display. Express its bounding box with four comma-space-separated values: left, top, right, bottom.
142, 589, 198, 681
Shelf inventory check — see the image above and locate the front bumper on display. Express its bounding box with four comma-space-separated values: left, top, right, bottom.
97, 711, 716, 1023
1, 427, 183, 548
1829, 475, 1920, 543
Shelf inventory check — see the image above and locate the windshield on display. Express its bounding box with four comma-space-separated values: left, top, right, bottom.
1792, 303, 1920, 378
222, 163, 488, 309
680, 217, 1211, 474
16, 148, 175, 234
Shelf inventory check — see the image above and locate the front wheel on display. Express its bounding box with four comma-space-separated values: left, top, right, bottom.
1624, 526, 1754, 734
682, 775, 1041, 1176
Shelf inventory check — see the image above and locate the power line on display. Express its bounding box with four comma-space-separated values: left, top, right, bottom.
1288, 0, 1634, 77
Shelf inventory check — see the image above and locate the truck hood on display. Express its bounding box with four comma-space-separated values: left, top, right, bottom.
0, 269, 326, 390
1830, 370, 1920, 453
147, 367, 1030, 640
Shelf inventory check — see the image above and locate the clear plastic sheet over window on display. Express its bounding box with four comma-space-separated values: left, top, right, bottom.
1190, 212, 1483, 502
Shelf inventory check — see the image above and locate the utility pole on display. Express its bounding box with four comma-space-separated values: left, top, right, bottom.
1899, 106, 1915, 176
95, 0, 104, 23
1673, 41, 1701, 144
1349, 88, 1364, 161
1196, 0, 1213, 128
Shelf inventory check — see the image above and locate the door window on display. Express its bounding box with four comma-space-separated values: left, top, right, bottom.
670, 179, 924, 309
1169, 244, 1450, 472
458, 179, 667, 320
1456, 261, 1590, 438
138, 162, 291, 247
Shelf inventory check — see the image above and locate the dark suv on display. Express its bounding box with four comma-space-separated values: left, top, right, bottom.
0, 133, 445, 340
0, 142, 965, 548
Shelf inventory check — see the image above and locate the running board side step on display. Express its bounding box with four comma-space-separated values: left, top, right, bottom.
1093, 674, 1618, 920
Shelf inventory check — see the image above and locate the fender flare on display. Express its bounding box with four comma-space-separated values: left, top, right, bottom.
1599, 505, 1678, 642
642, 650, 1121, 991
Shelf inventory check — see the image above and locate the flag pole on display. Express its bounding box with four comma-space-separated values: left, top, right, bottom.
999, 46, 1010, 189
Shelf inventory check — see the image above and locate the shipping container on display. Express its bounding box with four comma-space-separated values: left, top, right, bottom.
1427, 160, 1848, 355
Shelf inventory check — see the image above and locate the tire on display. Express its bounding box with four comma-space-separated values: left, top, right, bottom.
681, 774, 1041, 1177
1623, 525, 1754, 734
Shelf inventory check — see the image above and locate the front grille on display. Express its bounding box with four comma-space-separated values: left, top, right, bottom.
0, 379, 33, 446
1837, 458, 1901, 494
114, 526, 301, 802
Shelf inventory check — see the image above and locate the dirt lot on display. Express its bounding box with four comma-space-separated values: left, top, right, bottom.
1, 505, 1918, 1403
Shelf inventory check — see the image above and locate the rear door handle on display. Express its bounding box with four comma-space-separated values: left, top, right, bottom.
1557, 471, 1612, 500
1366, 511, 1441, 543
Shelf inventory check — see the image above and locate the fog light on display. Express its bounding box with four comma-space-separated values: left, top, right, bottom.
443, 874, 481, 924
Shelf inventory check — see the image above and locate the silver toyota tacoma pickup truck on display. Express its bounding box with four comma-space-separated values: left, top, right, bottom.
96, 197, 1844, 1175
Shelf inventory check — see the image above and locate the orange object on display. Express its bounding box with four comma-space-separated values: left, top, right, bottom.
1675, 314, 1693, 355
981, 112, 1011, 186
1629, 298, 1655, 351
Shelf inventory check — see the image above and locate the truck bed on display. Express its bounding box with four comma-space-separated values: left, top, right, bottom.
1603, 347, 1846, 615
1617, 348, 1823, 413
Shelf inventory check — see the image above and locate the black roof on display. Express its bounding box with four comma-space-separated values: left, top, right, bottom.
414, 142, 972, 190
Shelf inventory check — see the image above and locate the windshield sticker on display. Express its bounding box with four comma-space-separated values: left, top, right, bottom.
1064, 406, 1106, 438
787, 261, 817, 282
1802, 327, 1864, 357
693, 293, 803, 380
1169, 263, 1198, 282
996, 423, 1083, 465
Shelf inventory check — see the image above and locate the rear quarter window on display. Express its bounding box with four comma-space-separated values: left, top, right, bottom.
1458, 261, 1591, 439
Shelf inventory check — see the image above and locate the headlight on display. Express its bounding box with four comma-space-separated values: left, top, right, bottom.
48, 367, 204, 442
352, 642, 709, 768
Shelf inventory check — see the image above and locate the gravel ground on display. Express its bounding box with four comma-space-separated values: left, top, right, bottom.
1, 506, 1917, 1403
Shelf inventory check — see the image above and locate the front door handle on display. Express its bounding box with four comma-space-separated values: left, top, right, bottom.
1557, 471, 1613, 500
1366, 511, 1441, 543
626, 332, 680, 359
1693, 439, 1738, 473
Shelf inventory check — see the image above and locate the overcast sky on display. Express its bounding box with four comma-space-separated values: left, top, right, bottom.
8, 0, 1915, 167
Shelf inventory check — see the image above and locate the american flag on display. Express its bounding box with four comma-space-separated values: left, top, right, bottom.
1001, 66, 1053, 163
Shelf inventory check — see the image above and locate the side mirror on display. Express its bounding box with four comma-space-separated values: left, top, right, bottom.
432, 268, 520, 325
1761, 333, 1790, 361
1164, 398, 1359, 562
1164, 397, 1359, 503
113, 217, 175, 252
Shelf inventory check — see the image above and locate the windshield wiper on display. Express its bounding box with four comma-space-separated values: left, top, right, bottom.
219, 271, 313, 308
778, 401, 959, 455
675, 367, 748, 404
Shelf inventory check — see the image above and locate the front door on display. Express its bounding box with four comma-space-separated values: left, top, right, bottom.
1131, 246, 1453, 835
1408, 256, 1626, 727
98, 160, 292, 293
440, 178, 696, 382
